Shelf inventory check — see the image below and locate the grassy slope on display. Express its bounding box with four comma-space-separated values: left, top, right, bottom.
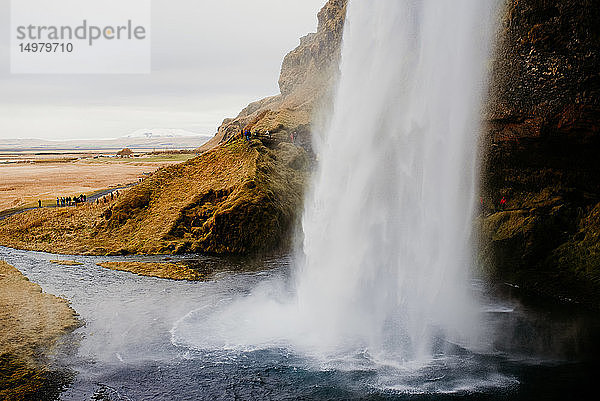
0, 139, 309, 256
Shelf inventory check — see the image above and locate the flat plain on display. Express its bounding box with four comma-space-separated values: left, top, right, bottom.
0, 152, 195, 212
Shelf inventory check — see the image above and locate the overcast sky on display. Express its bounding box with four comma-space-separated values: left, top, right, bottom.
0, 0, 327, 140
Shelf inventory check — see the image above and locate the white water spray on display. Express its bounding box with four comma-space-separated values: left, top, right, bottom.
294, 0, 497, 360
173, 0, 499, 367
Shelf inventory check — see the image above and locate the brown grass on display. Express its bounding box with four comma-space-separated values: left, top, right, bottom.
0, 202, 113, 255
97, 261, 203, 281
50, 260, 83, 266
0, 142, 259, 255
0, 139, 309, 257
0, 157, 183, 212
101, 141, 260, 254
0, 260, 80, 400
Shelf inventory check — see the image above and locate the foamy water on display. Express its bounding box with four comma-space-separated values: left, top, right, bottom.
1, 246, 596, 399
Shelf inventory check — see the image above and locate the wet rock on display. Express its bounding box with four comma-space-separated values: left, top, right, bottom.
479, 0, 600, 307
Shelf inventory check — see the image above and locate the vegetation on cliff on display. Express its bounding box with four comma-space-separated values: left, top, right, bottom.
479, 0, 600, 307
0, 0, 346, 263
0, 139, 309, 257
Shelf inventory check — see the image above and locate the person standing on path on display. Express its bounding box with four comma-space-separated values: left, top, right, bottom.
38, 200, 41, 208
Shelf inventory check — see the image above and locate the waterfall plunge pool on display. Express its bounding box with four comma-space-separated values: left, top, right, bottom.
1, 246, 598, 400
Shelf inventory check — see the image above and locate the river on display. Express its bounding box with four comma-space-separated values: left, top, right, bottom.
1, 246, 598, 400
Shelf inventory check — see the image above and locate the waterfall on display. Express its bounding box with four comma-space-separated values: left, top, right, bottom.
172, 0, 499, 369
294, 0, 498, 361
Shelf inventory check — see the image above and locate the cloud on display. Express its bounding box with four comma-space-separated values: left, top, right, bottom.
0, 0, 327, 139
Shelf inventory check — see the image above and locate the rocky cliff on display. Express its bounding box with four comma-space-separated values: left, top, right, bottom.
478, 0, 600, 306
0, 140, 310, 256
199, 0, 348, 153
0, 0, 346, 258
94, 0, 349, 255
1, 0, 597, 305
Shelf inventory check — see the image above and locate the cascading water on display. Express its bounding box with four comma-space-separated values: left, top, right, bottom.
172, 0, 499, 369
294, 0, 498, 361
5, 1, 599, 398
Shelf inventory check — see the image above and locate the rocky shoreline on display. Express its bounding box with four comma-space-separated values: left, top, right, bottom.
0, 260, 80, 399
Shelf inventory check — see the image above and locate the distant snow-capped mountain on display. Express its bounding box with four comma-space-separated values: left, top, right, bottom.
0, 131, 213, 152
123, 129, 210, 139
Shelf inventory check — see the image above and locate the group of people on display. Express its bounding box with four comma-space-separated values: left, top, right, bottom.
239, 128, 298, 144
241, 129, 255, 142
56, 194, 87, 207
239, 129, 271, 143
36, 191, 122, 209
96, 190, 119, 205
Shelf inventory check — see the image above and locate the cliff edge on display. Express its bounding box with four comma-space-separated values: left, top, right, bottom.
0, 0, 347, 258
198, 0, 347, 153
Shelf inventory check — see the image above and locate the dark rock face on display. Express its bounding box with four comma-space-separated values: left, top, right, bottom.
479, 0, 600, 307
489, 0, 599, 126
187, 0, 600, 304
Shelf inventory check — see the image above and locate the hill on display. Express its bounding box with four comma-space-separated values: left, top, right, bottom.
0, 139, 309, 255
0, 0, 346, 257
198, 0, 347, 153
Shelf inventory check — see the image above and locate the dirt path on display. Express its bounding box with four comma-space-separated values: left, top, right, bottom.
0, 157, 185, 213
0, 182, 138, 221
